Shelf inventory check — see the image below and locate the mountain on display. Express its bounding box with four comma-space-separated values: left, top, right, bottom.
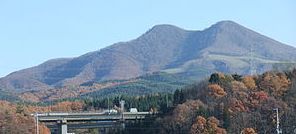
1, 20, 296, 92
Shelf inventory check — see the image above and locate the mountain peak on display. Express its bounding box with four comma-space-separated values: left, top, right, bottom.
215, 20, 239, 25
147, 24, 186, 34
203, 20, 250, 37
151, 24, 183, 30
215, 20, 241, 27
208, 20, 242, 30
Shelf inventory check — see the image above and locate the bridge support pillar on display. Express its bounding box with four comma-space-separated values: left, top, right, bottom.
121, 122, 125, 130
57, 119, 68, 134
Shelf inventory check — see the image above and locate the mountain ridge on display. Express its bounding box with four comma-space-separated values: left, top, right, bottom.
1, 20, 296, 91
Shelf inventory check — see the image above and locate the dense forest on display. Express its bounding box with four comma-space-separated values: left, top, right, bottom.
1, 69, 296, 133
149, 70, 296, 134
0, 100, 85, 134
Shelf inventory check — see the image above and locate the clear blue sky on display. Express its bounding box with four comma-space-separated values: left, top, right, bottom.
0, 0, 295, 77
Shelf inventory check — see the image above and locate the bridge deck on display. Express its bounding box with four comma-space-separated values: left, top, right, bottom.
33, 111, 155, 133
36, 112, 153, 122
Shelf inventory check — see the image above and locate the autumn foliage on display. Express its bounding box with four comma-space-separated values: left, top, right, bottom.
231, 81, 247, 91
242, 76, 257, 90
0, 101, 50, 134
258, 72, 290, 97
163, 70, 294, 133
190, 116, 227, 134
0, 100, 85, 134
159, 100, 206, 133
241, 128, 257, 134
208, 84, 227, 98
51, 101, 84, 112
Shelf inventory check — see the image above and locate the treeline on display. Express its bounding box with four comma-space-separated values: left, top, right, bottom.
153, 70, 296, 134
83, 93, 174, 113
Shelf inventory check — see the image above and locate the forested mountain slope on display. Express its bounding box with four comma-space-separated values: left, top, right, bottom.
1, 21, 296, 92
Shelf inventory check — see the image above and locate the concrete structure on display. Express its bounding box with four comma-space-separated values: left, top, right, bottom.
35, 111, 153, 134
57, 119, 67, 134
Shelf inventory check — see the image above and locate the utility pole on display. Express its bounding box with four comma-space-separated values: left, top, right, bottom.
35, 112, 39, 134
274, 108, 282, 134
